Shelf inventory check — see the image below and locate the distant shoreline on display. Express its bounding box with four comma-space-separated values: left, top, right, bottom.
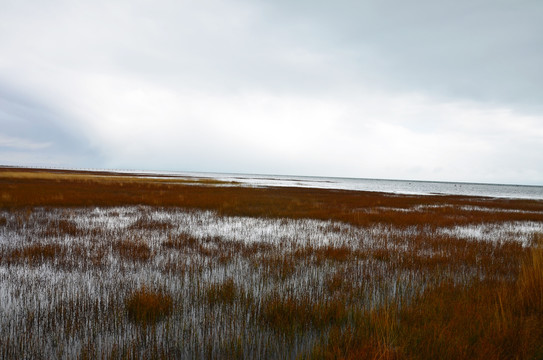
2, 165, 541, 200
2, 164, 540, 187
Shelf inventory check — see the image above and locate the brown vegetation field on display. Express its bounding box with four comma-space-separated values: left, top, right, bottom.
0, 167, 542, 359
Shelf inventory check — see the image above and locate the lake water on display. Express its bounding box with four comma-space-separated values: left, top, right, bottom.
212, 174, 543, 200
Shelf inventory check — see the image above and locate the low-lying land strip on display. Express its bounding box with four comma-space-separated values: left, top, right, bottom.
0, 167, 542, 359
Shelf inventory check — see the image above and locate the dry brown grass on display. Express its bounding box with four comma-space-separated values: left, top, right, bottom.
161, 232, 199, 250
124, 287, 173, 324
325, 269, 354, 295
206, 278, 242, 305
8, 243, 67, 266
308, 243, 543, 360
114, 239, 151, 262
39, 219, 83, 237
259, 255, 297, 280
260, 293, 348, 333
517, 238, 543, 314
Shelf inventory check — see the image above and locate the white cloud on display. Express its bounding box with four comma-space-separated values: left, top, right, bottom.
42, 68, 541, 182
0, 134, 52, 150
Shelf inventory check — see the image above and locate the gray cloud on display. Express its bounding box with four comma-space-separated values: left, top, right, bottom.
0, 0, 542, 184
0, 82, 102, 167
263, 0, 543, 112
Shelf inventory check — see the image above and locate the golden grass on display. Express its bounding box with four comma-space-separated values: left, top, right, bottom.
0, 168, 234, 186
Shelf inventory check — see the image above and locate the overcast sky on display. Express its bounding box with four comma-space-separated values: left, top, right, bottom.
1, 0, 542, 185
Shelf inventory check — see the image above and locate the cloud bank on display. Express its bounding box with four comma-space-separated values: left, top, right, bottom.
1, 0, 542, 184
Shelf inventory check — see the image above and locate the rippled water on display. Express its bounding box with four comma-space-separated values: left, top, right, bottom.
214, 174, 543, 199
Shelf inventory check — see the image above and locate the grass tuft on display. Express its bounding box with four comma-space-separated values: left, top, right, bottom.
206, 278, 241, 305
124, 286, 173, 324
114, 239, 151, 262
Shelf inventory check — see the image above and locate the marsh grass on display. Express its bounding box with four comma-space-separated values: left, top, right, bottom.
307, 243, 543, 360
3, 167, 543, 228
517, 237, 543, 313
114, 239, 152, 262
206, 278, 244, 306
0, 168, 542, 359
125, 287, 173, 324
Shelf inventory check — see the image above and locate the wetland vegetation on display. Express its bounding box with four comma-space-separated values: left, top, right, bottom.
0, 167, 542, 359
